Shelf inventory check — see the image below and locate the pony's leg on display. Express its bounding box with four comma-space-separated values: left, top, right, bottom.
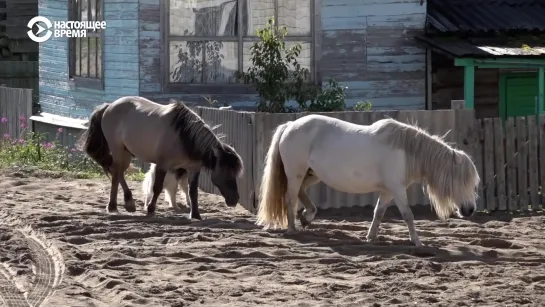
366, 192, 393, 242
296, 175, 320, 228
187, 171, 202, 220
117, 153, 136, 213
119, 177, 136, 212
163, 173, 181, 212
106, 165, 121, 213
285, 176, 306, 234
146, 166, 167, 216
390, 186, 422, 246
178, 171, 190, 209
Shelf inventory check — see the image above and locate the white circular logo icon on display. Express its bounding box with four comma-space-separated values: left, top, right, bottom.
27, 16, 53, 43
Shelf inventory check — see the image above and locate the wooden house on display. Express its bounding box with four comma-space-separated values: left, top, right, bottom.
34, 0, 428, 127
417, 0, 545, 119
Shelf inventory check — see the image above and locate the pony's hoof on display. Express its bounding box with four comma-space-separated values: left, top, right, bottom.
296, 208, 304, 219
146, 211, 155, 217
299, 215, 311, 229
107, 206, 118, 214
412, 240, 423, 247
284, 228, 298, 235
366, 236, 377, 243
124, 200, 136, 213
189, 212, 202, 220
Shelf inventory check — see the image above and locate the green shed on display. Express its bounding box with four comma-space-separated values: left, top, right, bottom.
416, 0, 545, 119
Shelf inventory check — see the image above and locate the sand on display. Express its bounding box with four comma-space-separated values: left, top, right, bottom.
1, 170, 545, 307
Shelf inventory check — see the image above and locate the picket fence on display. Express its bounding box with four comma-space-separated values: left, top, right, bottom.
0, 85, 33, 144
196, 105, 544, 214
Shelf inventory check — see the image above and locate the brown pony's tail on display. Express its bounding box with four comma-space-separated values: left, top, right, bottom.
256, 122, 291, 229
79, 103, 112, 176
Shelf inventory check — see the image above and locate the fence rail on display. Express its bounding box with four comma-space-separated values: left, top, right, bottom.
0, 85, 32, 143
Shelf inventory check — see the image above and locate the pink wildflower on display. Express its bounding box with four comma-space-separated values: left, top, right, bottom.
3, 133, 9, 139
20, 123, 27, 129
57, 127, 63, 133
18, 139, 24, 144
1, 117, 6, 124
43, 142, 53, 149
19, 115, 26, 121
71, 147, 77, 152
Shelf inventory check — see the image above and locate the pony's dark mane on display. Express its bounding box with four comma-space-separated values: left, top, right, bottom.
168, 100, 243, 175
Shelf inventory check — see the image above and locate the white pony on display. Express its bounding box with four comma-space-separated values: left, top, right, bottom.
142, 163, 190, 212
256, 114, 480, 246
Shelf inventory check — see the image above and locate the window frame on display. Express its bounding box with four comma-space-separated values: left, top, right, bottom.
68, 0, 105, 90
160, 0, 322, 94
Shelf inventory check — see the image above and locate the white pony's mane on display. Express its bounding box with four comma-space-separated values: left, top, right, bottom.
371, 118, 480, 219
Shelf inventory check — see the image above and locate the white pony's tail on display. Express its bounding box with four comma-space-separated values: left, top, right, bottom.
256, 122, 291, 229
142, 164, 156, 205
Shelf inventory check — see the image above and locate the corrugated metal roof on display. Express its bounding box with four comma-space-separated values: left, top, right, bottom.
415, 36, 545, 58
427, 0, 545, 34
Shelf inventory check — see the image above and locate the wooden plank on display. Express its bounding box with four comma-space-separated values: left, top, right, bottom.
474, 119, 485, 211
516, 117, 528, 210
483, 118, 496, 211
453, 110, 474, 153
504, 118, 517, 210
540, 115, 545, 206
527, 116, 539, 209
493, 117, 507, 211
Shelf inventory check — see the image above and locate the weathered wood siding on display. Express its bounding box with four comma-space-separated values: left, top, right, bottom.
39, 0, 139, 118
432, 53, 499, 118
139, 0, 426, 109
320, 0, 426, 109
431, 52, 499, 118
137, 0, 259, 106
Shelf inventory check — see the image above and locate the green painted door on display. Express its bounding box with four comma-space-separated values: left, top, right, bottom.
502, 74, 538, 118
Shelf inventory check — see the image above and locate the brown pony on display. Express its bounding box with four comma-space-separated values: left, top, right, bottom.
78, 96, 243, 217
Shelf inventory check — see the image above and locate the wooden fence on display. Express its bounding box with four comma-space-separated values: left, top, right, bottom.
196, 106, 544, 214
0, 61, 39, 109
0, 85, 32, 143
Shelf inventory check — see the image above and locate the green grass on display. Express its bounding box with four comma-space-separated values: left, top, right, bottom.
0, 116, 145, 181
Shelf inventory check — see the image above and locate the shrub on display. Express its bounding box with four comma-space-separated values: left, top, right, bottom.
353, 101, 372, 111
236, 17, 347, 113
0, 115, 144, 180
303, 79, 347, 112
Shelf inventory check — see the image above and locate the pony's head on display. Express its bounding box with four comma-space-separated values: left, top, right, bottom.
451, 149, 480, 218
210, 143, 244, 207
426, 148, 480, 220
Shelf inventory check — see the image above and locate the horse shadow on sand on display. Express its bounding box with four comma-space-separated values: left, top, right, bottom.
315, 203, 545, 225
100, 202, 545, 267
272, 226, 545, 266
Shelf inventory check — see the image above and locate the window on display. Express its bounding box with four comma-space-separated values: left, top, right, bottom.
164, 0, 318, 93
69, 0, 104, 89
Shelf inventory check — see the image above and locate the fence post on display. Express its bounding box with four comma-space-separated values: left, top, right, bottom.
451, 100, 465, 110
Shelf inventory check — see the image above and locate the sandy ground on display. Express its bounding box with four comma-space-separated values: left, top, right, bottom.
1, 170, 545, 307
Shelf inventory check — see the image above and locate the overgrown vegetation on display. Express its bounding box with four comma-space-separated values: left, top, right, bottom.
236, 17, 371, 113
353, 100, 373, 111
0, 115, 145, 180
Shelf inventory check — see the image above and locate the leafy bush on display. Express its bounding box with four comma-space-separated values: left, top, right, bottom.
236, 17, 347, 113
303, 79, 348, 112
353, 101, 372, 111
0, 115, 144, 180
